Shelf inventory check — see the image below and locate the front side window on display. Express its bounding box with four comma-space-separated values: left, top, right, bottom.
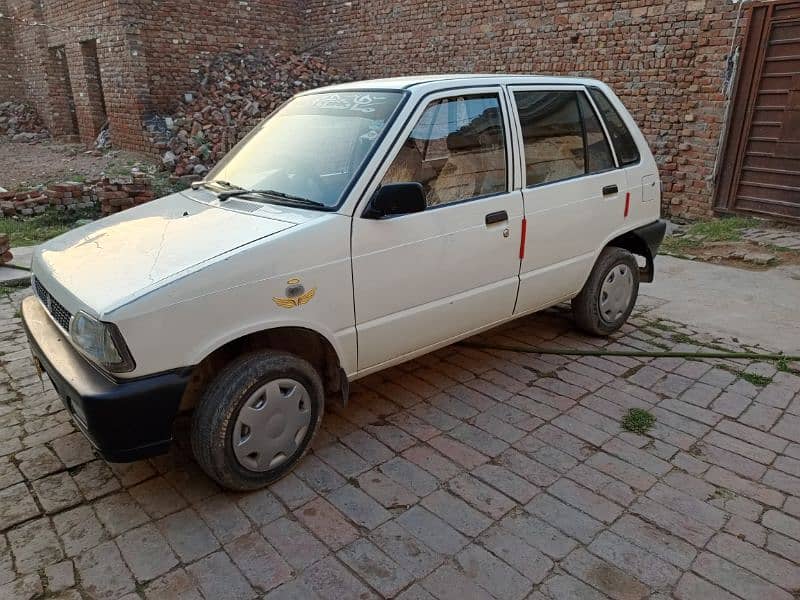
381, 94, 507, 207
588, 87, 641, 166
207, 91, 404, 208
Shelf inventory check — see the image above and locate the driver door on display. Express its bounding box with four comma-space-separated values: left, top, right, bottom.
351, 88, 524, 372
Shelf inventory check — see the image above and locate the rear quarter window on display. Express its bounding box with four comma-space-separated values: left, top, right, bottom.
588, 87, 641, 166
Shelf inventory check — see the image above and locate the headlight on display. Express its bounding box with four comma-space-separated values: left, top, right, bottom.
69, 311, 135, 373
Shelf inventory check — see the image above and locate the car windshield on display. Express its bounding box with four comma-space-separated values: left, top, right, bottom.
206, 91, 404, 208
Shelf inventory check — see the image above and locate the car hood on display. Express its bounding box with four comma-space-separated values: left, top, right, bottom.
33, 191, 309, 316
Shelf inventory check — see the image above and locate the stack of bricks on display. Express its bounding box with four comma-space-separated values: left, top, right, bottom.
45, 181, 95, 210
96, 172, 155, 216
0, 234, 11, 265
0, 189, 51, 216
0, 175, 155, 217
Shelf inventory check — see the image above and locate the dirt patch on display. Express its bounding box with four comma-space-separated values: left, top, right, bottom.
0, 139, 157, 190
665, 240, 800, 271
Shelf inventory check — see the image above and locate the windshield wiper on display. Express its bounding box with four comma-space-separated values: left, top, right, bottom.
191, 179, 240, 192
217, 189, 326, 209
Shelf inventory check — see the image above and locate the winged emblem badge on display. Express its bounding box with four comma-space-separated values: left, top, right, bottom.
273, 278, 316, 309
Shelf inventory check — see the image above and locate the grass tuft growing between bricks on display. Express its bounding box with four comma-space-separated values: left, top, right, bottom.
621, 408, 656, 435
738, 372, 772, 387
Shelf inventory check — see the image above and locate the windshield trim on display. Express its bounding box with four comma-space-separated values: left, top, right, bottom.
206, 88, 411, 213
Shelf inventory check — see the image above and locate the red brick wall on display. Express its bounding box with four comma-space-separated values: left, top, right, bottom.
4, 0, 50, 115
1, 0, 749, 219
140, 0, 302, 112
302, 0, 747, 219
0, 0, 24, 101
37, 0, 153, 149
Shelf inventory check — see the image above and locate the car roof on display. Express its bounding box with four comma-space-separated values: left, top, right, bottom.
304, 74, 608, 94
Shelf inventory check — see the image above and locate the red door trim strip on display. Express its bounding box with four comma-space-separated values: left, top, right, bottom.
519, 217, 527, 259
624, 192, 631, 218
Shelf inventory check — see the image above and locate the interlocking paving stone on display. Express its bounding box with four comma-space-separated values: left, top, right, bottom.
31, 471, 81, 513
673, 573, 739, 600
0, 483, 39, 530
402, 443, 462, 479
75, 541, 136, 600
692, 551, 794, 600
116, 523, 178, 582
144, 568, 203, 600
379, 456, 438, 496
157, 508, 219, 563
420, 564, 494, 600
395, 505, 468, 555
499, 511, 577, 559
261, 516, 328, 570
327, 484, 391, 530
446, 473, 515, 519
301, 555, 377, 600
561, 547, 649, 600
225, 532, 292, 593
455, 543, 532, 600
8, 517, 63, 574
293, 497, 359, 550
542, 572, 608, 600
186, 550, 255, 600
525, 492, 603, 543
589, 530, 681, 588
2, 293, 800, 599
611, 514, 697, 569
337, 538, 414, 597
420, 489, 493, 537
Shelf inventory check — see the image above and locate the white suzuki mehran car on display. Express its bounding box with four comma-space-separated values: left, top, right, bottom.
23, 75, 664, 490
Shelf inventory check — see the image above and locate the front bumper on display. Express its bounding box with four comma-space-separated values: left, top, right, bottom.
21, 295, 191, 462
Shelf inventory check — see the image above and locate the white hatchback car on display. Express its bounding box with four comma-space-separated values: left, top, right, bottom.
23, 75, 664, 490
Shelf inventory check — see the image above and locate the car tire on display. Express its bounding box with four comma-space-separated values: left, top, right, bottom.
572, 246, 640, 337
191, 350, 324, 491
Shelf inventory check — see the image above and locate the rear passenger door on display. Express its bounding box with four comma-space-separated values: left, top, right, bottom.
509, 85, 627, 314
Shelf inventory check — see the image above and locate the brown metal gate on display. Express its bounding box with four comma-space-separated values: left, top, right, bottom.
716, 1, 800, 222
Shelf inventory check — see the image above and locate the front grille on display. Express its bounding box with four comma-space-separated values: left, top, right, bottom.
32, 276, 72, 331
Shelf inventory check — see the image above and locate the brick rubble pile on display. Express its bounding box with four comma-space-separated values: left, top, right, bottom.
0, 101, 49, 141
0, 234, 11, 265
148, 49, 348, 177
96, 172, 155, 216
0, 172, 155, 217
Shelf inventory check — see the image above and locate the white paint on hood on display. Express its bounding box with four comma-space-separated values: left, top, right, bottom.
33, 190, 311, 316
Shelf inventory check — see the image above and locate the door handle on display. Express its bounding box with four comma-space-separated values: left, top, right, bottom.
485, 211, 508, 225
602, 185, 619, 196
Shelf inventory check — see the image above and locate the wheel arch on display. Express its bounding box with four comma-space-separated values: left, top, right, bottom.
179, 325, 344, 412
605, 230, 654, 283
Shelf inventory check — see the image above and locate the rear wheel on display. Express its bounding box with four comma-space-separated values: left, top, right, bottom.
191, 350, 324, 491
572, 246, 639, 336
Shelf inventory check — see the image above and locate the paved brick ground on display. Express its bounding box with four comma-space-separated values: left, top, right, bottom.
1, 288, 800, 600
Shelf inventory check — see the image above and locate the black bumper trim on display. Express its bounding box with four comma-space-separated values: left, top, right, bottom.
21, 296, 191, 462
633, 219, 667, 259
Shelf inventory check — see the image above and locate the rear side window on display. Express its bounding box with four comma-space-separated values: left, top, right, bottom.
588, 87, 641, 166
577, 94, 614, 173
514, 90, 614, 186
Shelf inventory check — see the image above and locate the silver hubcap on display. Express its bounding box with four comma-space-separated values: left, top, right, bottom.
599, 264, 634, 323
232, 378, 312, 472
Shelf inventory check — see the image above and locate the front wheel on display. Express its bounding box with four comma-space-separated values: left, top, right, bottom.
191, 350, 324, 491
572, 246, 639, 336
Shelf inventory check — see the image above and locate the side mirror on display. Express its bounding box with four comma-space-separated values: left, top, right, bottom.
363, 182, 426, 219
